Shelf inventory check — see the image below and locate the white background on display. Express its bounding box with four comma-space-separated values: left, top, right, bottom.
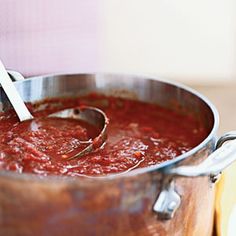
101, 0, 236, 84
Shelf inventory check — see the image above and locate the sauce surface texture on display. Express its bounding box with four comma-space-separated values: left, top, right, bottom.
0, 94, 207, 176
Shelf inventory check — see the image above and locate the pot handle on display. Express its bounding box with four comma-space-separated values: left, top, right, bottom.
164, 131, 236, 178
153, 132, 236, 220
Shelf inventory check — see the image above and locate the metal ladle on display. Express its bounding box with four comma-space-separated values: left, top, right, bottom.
0, 60, 108, 160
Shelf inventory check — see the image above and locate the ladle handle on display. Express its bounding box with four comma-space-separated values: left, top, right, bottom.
165, 131, 236, 178
0, 60, 33, 121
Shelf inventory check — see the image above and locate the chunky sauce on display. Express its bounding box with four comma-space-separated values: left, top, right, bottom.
0, 94, 207, 176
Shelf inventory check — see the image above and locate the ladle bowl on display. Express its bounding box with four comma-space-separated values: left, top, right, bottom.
0, 60, 108, 159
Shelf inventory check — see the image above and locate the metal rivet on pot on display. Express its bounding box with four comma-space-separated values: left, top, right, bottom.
153, 179, 181, 220
168, 201, 177, 212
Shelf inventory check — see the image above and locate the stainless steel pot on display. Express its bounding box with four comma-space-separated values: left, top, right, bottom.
1, 73, 236, 236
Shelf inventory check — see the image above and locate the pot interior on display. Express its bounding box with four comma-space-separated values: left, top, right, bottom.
0, 73, 218, 176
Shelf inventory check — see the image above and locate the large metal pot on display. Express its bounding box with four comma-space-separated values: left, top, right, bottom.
1, 73, 236, 236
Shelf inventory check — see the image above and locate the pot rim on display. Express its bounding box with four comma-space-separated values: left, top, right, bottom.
0, 73, 219, 182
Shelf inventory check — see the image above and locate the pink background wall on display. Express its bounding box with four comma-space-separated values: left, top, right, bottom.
0, 0, 100, 76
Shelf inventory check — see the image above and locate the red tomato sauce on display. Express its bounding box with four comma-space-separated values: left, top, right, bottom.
0, 94, 208, 176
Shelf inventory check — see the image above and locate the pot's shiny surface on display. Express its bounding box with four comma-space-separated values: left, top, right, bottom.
0, 74, 218, 236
